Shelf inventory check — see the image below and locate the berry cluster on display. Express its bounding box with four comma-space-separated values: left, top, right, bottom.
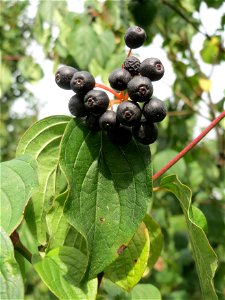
55, 26, 167, 146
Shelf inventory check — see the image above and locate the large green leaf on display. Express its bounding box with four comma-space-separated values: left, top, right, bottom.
94, 30, 116, 67
159, 175, 218, 300
60, 118, 152, 278
0, 155, 38, 235
143, 214, 164, 269
105, 222, 150, 290
0, 227, 24, 299
33, 246, 97, 300
16, 115, 71, 244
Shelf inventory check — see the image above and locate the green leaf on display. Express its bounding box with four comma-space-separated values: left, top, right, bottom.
0, 155, 38, 235
33, 246, 97, 300
0, 64, 13, 95
153, 150, 186, 180
18, 56, 44, 82
0, 227, 24, 299
94, 30, 116, 67
130, 283, 161, 300
159, 175, 218, 300
16, 115, 71, 244
143, 214, 163, 269
68, 25, 98, 70
200, 37, 220, 64
60, 118, 152, 278
105, 222, 150, 290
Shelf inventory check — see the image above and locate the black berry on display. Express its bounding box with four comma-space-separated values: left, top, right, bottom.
108, 124, 132, 146
99, 111, 118, 131
123, 56, 141, 76
55, 66, 78, 90
68, 94, 87, 117
132, 121, 158, 145
142, 97, 167, 122
140, 58, 164, 81
70, 71, 95, 94
116, 101, 142, 126
84, 90, 109, 116
86, 114, 101, 131
108, 68, 132, 91
124, 26, 146, 49
127, 76, 153, 102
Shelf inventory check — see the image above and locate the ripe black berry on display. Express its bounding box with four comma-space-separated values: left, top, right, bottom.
84, 90, 109, 116
55, 66, 78, 90
99, 111, 118, 131
140, 58, 164, 81
127, 76, 153, 102
132, 121, 158, 145
107, 124, 132, 146
86, 114, 101, 131
124, 26, 146, 49
68, 94, 87, 117
70, 71, 95, 94
108, 68, 132, 91
116, 101, 142, 126
123, 56, 141, 76
142, 97, 167, 122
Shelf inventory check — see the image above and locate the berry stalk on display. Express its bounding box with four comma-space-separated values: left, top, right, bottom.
153, 110, 225, 181
95, 83, 121, 98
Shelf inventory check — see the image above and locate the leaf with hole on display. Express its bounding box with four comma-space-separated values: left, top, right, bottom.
60, 118, 152, 278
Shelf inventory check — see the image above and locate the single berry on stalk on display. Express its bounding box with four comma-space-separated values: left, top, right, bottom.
142, 97, 167, 122
99, 111, 118, 131
127, 76, 153, 102
86, 114, 101, 131
123, 56, 141, 76
132, 121, 158, 145
116, 101, 142, 126
68, 94, 87, 117
108, 68, 132, 91
70, 71, 95, 94
107, 124, 132, 146
84, 90, 109, 116
55, 66, 78, 90
124, 26, 146, 49
140, 58, 164, 81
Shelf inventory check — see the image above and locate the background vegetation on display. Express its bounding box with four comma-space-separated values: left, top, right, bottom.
1, 0, 224, 299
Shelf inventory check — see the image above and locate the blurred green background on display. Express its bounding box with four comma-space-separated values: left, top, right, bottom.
1, 0, 224, 299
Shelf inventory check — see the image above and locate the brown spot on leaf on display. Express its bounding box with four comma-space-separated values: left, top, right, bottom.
134, 259, 137, 263
99, 217, 105, 223
117, 244, 127, 255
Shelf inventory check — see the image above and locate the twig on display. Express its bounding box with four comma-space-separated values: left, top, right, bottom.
153, 110, 225, 181
10, 230, 32, 263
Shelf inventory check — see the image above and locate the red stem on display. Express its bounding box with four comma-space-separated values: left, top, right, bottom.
153, 110, 225, 181
95, 83, 120, 98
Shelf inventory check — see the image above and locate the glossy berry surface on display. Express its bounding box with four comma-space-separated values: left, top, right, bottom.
99, 111, 118, 131
107, 124, 132, 146
108, 68, 132, 91
55, 66, 77, 90
84, 90, 109, 116
116, 101, 142, 126
143, 97, 167, 122
132, 121, 158, 145
123, 56, 141, 76
124, 26, 146, 49
68, 94, 87, 117
140, 58, 164, 81
127, 76, 153, 102
70, 71, 95, 94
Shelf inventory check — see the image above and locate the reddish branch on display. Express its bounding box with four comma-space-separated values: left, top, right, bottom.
153, 110, 225, 181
